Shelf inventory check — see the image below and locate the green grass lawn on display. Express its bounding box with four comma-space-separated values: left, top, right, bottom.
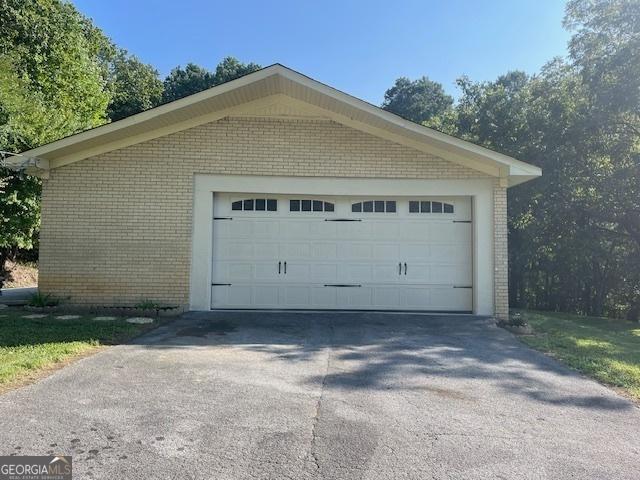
517, 310, 640, 401
0, 308, 159, 390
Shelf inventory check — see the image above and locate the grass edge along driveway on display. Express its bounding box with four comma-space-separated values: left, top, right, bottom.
0, 308, 160, 392
517, 310, 640, 402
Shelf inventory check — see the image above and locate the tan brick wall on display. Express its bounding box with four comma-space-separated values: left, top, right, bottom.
40, 116, 501, 310
493, 180, 509, 319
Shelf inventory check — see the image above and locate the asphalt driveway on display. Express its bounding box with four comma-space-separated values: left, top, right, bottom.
1, 312, 639, 479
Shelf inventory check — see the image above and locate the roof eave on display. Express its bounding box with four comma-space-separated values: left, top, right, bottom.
18, 64, 542, 187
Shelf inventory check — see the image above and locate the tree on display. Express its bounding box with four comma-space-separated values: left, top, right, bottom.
212, 56, 262, 85
0, 57, 61, 287
0, 0, 116, 288
382, 76, 453, 124
107, 50, 163, 121
564, 0, 640, 319
439, 0, 640, 320
162, 57, 262, 103
0, 0, 114, 133
162, 63, 215, 103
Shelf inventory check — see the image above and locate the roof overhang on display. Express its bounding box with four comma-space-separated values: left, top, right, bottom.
16, 64, 541, 186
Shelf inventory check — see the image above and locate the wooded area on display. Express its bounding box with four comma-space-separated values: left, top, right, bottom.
1, 0, 638, 320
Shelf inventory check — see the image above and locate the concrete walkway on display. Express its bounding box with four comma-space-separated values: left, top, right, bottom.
0, 286, 37, 305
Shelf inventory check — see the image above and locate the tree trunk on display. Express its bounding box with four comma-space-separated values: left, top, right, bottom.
0, 247, 16, 290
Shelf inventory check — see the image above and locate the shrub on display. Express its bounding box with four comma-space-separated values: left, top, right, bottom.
135, 299, 162, 310
28, 292, 60, 307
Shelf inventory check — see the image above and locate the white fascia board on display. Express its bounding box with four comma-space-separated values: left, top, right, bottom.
21, 63, 542, 187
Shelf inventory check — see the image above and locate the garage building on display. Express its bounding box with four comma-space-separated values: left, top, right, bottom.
15, 65, 541, 317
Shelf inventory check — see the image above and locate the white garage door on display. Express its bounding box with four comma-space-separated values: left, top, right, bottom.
210, 193, 472, 311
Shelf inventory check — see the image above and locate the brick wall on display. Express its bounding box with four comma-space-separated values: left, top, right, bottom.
40, 116, 500, 310
493, 180, 509, 319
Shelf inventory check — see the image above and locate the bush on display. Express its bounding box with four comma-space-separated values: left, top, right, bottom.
497, 312, 528, 328
135, 299, 162, 310
28, 292, 59, 307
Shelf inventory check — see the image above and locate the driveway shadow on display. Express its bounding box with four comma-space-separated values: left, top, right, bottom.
132, 310, 633, 412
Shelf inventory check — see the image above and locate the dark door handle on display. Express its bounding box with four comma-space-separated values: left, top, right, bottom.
404, 262, 407, 275
399, 262, 402, 275
278, 261, 281, 274
284, 261, 287, 274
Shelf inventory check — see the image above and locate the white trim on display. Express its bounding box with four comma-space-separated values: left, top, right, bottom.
20, 64, 541, 186
189, 174, 495, 315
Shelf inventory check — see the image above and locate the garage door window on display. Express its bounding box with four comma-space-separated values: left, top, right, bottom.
351, 201, 396, 213
409, 201, 454, 214
290, 200, 335, 212
231, 198, 278, 211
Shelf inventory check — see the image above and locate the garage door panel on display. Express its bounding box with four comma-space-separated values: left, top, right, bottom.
252, 220, 281, 238
253, 286, 280, 306
282, 262, 310, 281
404, 244, 429, 261
403, 223, 432, 241
283, 285, 311, 307
213, 262, 279, 282
311, 243, 338, 259
228, 264, 253, 281
223, 220, 253, 237
280, 242, 311, 259
311, 287, 338, 308
370, 221, 400, 240
337, 287, 373, 308
428, 287, 472, 311
430, 264, 467, 284
336, 222, 371, 240
403, 263, 431, 283
373, 264, 402, 282
372, 287, 401, 308
311, 264, 338, 282
402, 287, 433, 308
310, 222, 337, 238
429, 245, 461, 262
254, 263, 279, 281
339, 243, 373, 260
285, 221, 320, 239
211, 193, 473, 312
227, 285, 254, 306
342, 264, 374, 282
372, 244, 400, 259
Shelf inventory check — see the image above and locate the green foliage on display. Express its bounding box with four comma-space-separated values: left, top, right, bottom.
412, 0, 640, 320
382, 76, 453, 124
134, 299, 162, 310
213, 56, 262, 85
0, 0, 116, 287
107, 50, 163, 121
28, 292, 59, 307
162, 63, 215, 103
0, 0, 114, 136
162, 56, 262, 103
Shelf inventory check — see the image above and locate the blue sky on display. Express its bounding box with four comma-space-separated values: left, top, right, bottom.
71, 0, 570, 104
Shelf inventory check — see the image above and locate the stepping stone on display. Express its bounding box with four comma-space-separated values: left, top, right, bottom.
22, 314, 47, 319
126, 317, 154, 325
55, 315, 81, 320
93, 316, 117, 321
